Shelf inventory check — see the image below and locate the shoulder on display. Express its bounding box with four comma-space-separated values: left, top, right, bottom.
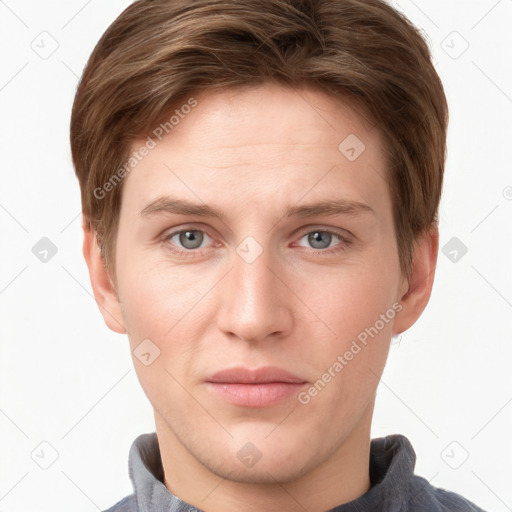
102, 493, 137, 512
409, 475, 487, 512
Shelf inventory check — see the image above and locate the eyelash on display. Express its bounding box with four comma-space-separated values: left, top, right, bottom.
162, 226, 352, 258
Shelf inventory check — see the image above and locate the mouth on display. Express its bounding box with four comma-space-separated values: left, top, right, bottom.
205, 366, 308, 408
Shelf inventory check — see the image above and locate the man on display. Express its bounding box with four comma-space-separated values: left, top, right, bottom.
70, 0, 486, 510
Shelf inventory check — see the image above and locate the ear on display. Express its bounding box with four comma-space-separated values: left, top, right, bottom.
393, 225, 439, 335
82, 221, 126, 334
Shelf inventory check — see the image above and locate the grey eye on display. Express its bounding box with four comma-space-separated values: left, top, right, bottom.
307, 231, 333, 249
178, 230, 204, 249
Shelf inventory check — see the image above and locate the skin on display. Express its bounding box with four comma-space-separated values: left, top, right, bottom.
84, 83, 438, 512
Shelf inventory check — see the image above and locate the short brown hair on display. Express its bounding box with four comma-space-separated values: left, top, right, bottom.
70, 0, 448, 281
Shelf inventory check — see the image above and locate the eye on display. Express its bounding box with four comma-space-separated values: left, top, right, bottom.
296, 229, 350, 253
165, 229, 212, 252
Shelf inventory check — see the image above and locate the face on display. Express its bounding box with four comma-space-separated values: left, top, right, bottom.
109, 83, 411, 484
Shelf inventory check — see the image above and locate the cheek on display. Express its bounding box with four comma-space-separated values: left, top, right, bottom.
297, 278, 396, 426
117, 253, 200, 335
116, 256, 219, 389
299, 253, 399, 397
116, 262, 206, 409
309, 260, 399, 343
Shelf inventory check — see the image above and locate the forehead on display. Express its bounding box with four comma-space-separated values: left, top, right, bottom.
121, 83, 390, 217
177, 83, 381, 150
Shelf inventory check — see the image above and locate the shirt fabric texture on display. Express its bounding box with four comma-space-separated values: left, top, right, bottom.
103, 432, 486, 512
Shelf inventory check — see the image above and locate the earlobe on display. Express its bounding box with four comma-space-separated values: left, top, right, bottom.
393, 225, 439, 336
82, 221, 127, 334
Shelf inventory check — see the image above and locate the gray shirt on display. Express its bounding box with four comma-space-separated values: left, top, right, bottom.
103, 433, 486, 511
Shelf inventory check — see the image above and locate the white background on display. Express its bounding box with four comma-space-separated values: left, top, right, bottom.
0, 0, 511, 510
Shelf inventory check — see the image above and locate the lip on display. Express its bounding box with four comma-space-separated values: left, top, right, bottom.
205, 366, 308, 408
207, 366, 306, 384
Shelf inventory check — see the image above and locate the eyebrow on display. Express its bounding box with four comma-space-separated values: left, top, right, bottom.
139, 196, 375, 220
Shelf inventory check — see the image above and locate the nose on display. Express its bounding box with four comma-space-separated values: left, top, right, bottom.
216, 242, 293, 344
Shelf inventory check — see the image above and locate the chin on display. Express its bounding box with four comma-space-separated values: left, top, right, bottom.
205, 451, 313, 485
192, 430, 331, 485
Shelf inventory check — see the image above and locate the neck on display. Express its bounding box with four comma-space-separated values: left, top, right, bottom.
155, 403, 374, 512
